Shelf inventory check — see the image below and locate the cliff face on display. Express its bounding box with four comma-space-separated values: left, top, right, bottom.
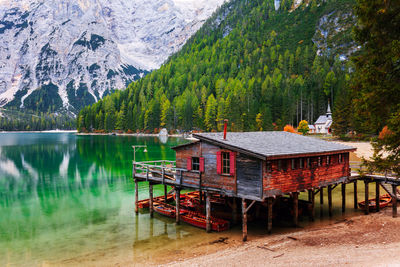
0, 0, 224, 114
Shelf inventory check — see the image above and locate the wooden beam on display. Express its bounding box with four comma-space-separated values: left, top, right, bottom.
392, 185, 397, 218
308, 189, 315, 221
267, 197, 273, 234
149, 183, 154, 218
354, 181, 358, 209
328, 185, 333, 217
242, 198, 248, 241
364, 181, 369, 215
176, 188, 181, 224
376, 181, 380, 212
164, 185, 168, 203
206, 192, 211, 232
293, 192, 299, 227
342, 183, 346, 213
135, 179, 139, 214
245, 200, 257, 213
320, 187, 324, 217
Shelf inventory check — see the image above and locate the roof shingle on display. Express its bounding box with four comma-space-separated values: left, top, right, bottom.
192, 131, 356, 159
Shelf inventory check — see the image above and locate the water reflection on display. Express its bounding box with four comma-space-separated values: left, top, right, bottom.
0, 133, 189, 266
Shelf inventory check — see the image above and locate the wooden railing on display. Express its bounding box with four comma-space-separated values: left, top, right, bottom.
133, 160, 200, 186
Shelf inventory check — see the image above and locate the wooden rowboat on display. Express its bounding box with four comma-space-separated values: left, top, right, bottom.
180, 211, 230, 232
137, 194, 174, 209
358, 194, 392, 211
153, 202, 187, 218
152, 201, 229, 232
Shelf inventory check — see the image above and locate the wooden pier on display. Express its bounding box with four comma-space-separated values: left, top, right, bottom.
132, 131, 399, 241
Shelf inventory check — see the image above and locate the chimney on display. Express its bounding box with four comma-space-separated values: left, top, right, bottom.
223, 119, 228, 140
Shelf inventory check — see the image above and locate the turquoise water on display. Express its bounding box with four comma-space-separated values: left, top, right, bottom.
0, 133, 207, 266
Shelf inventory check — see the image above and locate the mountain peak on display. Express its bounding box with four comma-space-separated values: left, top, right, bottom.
0, 0, 224, 113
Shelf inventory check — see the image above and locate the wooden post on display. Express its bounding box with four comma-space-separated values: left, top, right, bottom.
375, 182, 380, 212
293, 192, 299, 226
392, 185, 397, 218
176, 188, 181, 224
267, 197, 273, 234
320, 187, 324, 217
206, 192, 211, 232
242, 198, 248, 241
232, 198, 237, 224
149, 183, 154, 218
364, 181, 369, 215
342, 183, 346, 213
328, 185, 333, 217
320, 187, 324, 204
199, 191, 203, 205
354, 181, 358, 209
164, 185, 168, 203
135, 179, 139, 214
308, 189, 315, 221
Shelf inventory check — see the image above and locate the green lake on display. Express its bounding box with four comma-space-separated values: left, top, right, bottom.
0, 133, 370, 266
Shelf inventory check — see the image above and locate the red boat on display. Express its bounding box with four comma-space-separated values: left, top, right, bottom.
137, 194, 174, 209
358, 194, 392, 211
153, 202, 186, 218
152, 201, 229, 232
181, 211, 230, 232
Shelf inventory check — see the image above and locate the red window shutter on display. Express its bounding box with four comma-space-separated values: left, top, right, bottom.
230, 152, 236, 176
187, 157, 192, 171
216, 151, 222, 174
199, 157, 205, 172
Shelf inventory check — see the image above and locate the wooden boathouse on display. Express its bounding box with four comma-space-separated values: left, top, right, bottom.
133, 130, 357, 241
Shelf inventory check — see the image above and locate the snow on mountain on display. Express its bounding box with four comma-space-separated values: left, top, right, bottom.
0, 0, 224, 114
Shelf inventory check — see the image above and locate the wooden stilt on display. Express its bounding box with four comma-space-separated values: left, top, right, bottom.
135, 179, 139, 214
149, 183, 154, 218
242, 198, 248, 241
354, 181, 358, 209
342, 183, 346, 213
293, 192, 299, 226
328, 185, 333, 217
392, 185, 397, 218
375, 182, 380, 212
320, 187, 324, 217
176, 188, 181, 224
309, 189, 315, 221
206, 192, 211, 232
164, 185, 168, 203
320, 187, 324, 204
364, 181, 369, 215
232, 198, 237, 224
267, 197, 273, 234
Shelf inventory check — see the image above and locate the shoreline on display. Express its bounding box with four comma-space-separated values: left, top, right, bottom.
0, 130, 77, 133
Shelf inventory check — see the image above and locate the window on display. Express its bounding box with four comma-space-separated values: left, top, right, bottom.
192, 157, 200, 171
291, 159, 296, 170
222, 152, 230, 174
278, 160, 282, 171
318, 157, 322, 166
327, 155, 330, 165
339, 154, 342, 163
307, 158, 311, 168
299, 158, 304, 169
217, 151, 235, 175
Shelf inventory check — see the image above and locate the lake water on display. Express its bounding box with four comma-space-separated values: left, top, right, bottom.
0, 133, 370, 266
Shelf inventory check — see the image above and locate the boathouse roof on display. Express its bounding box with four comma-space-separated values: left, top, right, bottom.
187, 131, 355, 160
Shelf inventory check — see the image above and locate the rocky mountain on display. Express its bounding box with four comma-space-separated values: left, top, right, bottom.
0, 0, 224, 114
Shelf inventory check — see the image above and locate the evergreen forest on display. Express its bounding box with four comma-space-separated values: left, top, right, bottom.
77, 0, 358, 134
